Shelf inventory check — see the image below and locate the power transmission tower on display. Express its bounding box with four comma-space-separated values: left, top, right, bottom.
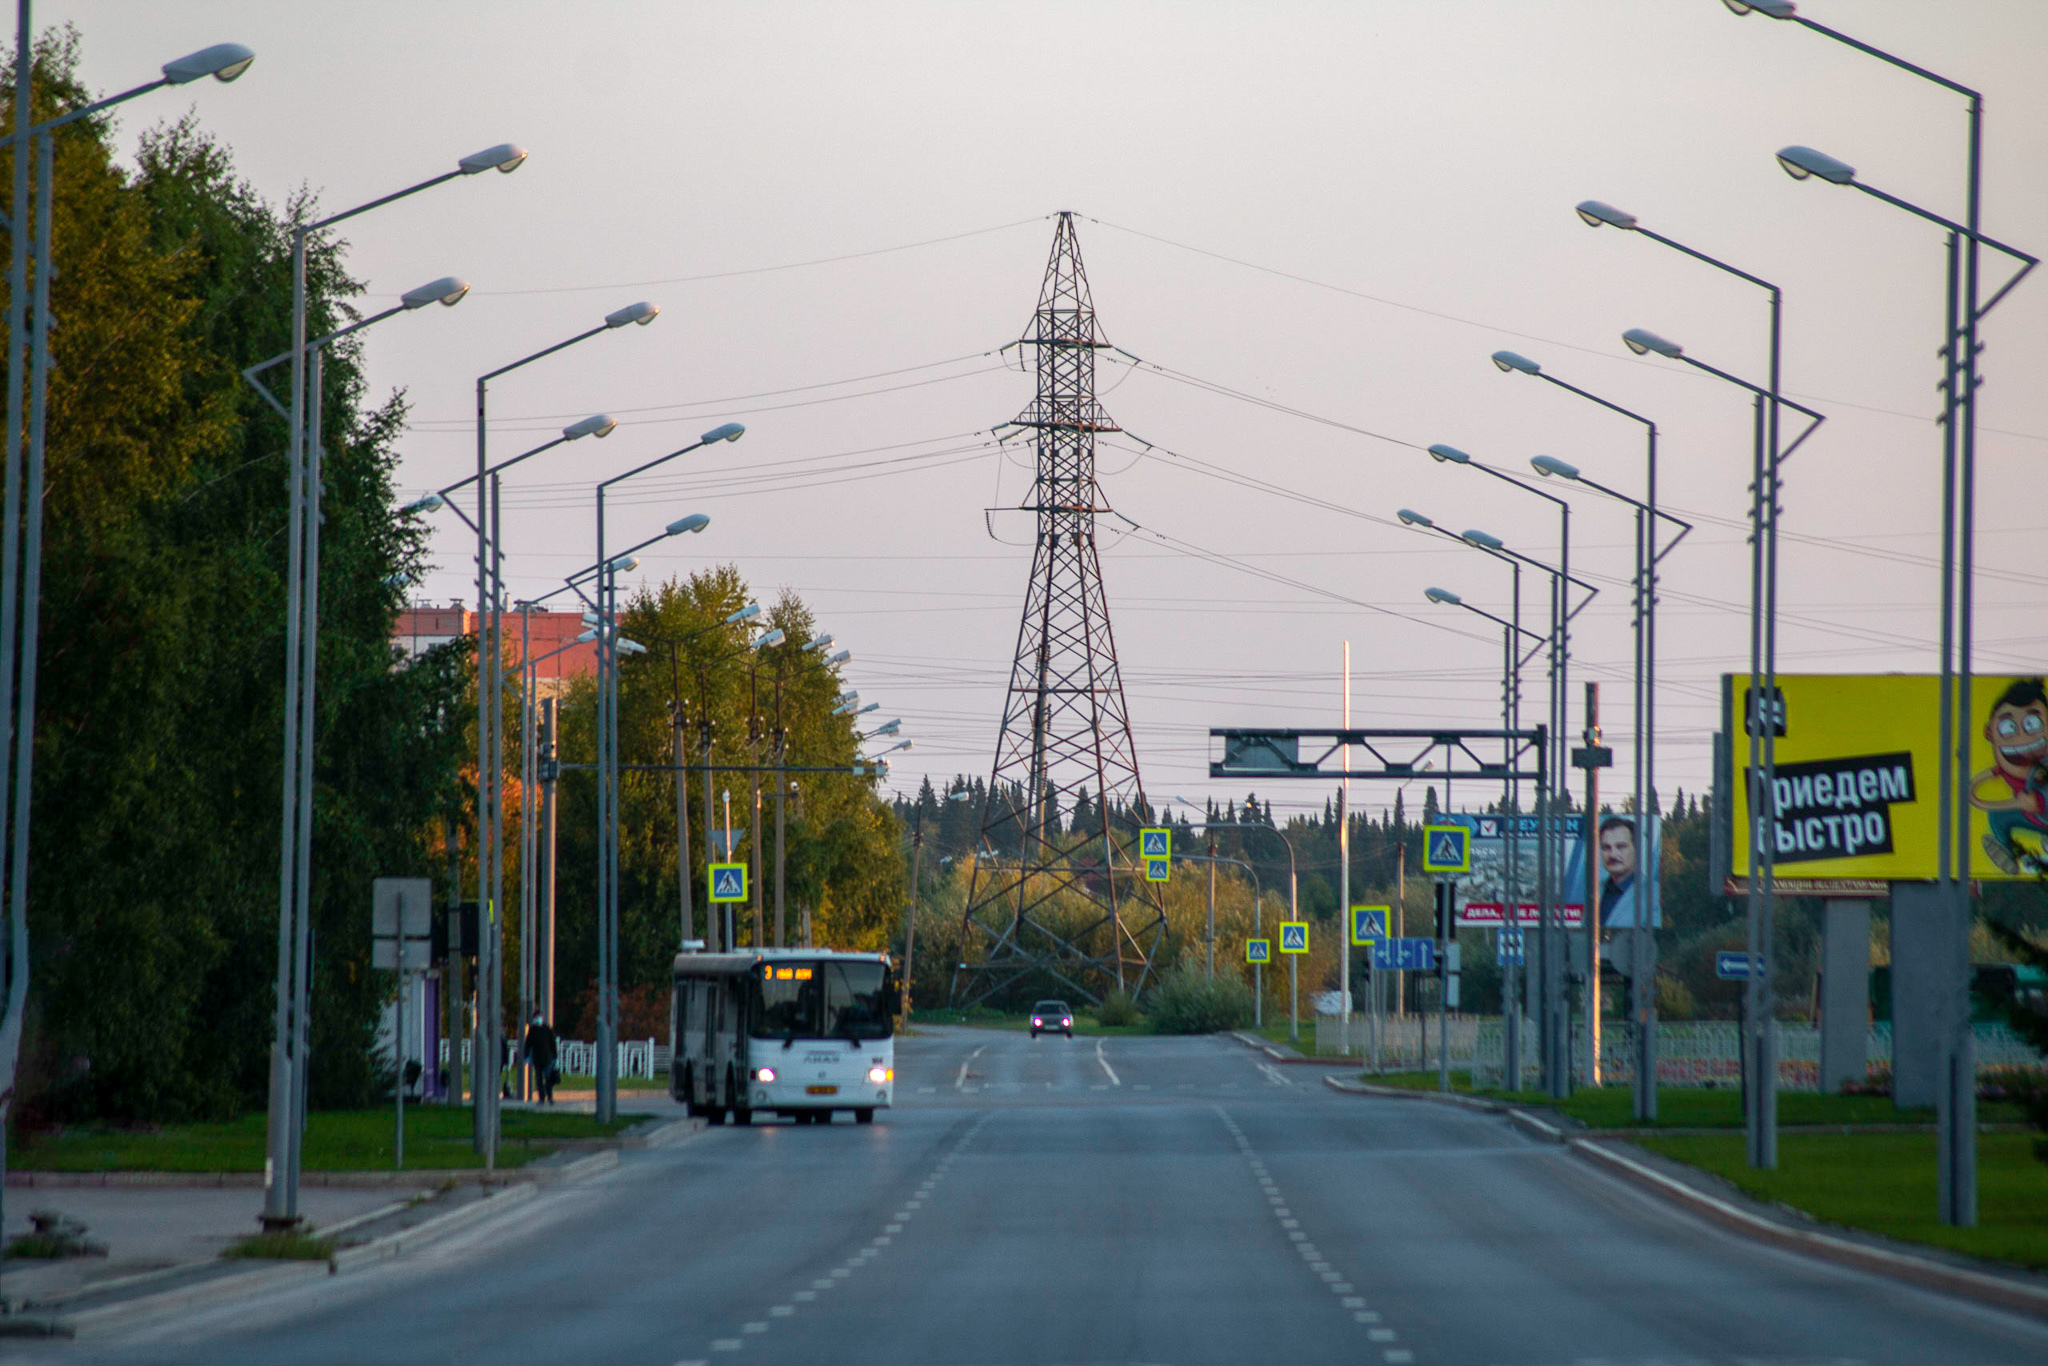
951, 213, 1165, 1010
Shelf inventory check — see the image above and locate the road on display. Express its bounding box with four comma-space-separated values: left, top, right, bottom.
50, 1027, 2048, 1365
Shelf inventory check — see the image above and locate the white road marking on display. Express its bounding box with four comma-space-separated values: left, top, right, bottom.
794, 1290, 817, 1301
769, 1306, 794, 1317
711, 1341, 743, 1352
742, 1322, 769, 1334
955, 1043, 988, 1090
1355, 1310, 1381, 1323
1384, 1351, 1413, 1364
1256, 1061, 1293, 1087
1094, 1037, 1120, 1086
1369, 1329, 1397, 1342
917, 1086, 936, 1093
1342, 1297, 1367, 1309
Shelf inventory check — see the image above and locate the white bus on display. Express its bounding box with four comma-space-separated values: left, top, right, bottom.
670, 947, 897, 1125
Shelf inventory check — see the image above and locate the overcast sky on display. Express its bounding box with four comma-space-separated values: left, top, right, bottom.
60, 1, 2048, 824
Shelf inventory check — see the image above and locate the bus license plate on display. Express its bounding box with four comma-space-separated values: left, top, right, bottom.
805, 1085, 838, 1095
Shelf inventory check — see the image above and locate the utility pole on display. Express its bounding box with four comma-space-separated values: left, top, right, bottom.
538, 699, 558, 1026
701, 706, 719, 953
1578, 684, 1603, 1086
774, 732, 788, 948
903, 807, 926, 1021
672, 698, 694, 948
1205, 830, 1217, 980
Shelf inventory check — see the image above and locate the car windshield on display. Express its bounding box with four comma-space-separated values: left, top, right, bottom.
1034, 1002, 1069, 1015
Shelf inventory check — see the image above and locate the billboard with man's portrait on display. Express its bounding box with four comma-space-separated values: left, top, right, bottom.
1724, 673, 2046, 882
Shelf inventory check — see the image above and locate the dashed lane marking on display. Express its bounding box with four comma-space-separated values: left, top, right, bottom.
1095, 1037, 1121, 1086
955, 1043, 988, 1090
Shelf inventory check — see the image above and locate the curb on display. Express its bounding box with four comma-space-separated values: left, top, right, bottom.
1314, 1068, 2048, 1320
1567, 1137, 2048, 1322
326, 1182, 541, 1274
1228, 1032, 1364, 1067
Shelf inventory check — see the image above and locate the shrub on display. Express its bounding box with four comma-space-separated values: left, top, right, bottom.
1096, 990, 1141, 1028
1146, 960, 1254, 1034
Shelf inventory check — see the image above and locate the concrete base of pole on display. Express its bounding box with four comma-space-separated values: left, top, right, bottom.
1819, 899, 1872, 1093
1889, 882, 1966, 1111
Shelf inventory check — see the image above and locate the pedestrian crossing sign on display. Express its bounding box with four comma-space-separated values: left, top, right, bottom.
1139, 827, 1171, 860
708, 862, 747, 903
1145, 857, 1171, 883
1422, 824, 1471, 874
1246, 938, 1271, 964
1278, 921, 1308, 954
1350, 905, 1389, 946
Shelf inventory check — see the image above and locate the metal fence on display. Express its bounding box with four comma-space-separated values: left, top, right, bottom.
440, 1037, 669, 1080
1316, 1014, 2046, 1092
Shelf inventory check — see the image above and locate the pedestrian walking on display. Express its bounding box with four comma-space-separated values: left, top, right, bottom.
522, 1015, 559, 1105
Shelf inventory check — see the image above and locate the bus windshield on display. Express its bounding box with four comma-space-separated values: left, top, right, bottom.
749, 960, 893, 1041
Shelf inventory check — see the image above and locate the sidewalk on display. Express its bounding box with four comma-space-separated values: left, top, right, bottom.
0, 1186, 399, 1306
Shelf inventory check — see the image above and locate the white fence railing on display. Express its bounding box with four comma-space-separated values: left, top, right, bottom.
439, 1037, 673, 1080
1315, 1014, 2046, 1092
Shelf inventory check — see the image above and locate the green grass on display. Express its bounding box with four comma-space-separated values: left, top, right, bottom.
1356, 1072, 2025, 1128
13, 1107, 652, 1173
554, 1073, 670, 1091
1636, 1131, 2048, 1269
223, 1231, 335, 1261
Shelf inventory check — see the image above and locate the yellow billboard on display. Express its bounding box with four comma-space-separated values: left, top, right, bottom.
1725, 673, 2046, 882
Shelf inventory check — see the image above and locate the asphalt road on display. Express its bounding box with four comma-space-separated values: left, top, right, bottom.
46, 1027, 2048, 1365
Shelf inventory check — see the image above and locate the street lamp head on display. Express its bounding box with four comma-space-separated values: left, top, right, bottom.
575, 628, 598, 643
857, 702, 880, 716
805, 633, 834, 652
563, 413, 617, 440
162, 42, 256, 85
1423, 586, 1463, 606
666, 513, 711, 536
701, 422, 746, 444
606, 554, 639, 574
1426, 443, 1472, 465
826, 649, 851, 666
618, 638, 648, 656
458, 143, 529, 175
401, 492, 444, 515
581, 611, 601, 625
1622, 327, 1683, 359
1574, 199, 1638, 231
1776, 144, 1855, 185
1491, 350, 1541, 375
724, 603, 762, 625
401, 276, 470, 309
1461, 529, 1504, 551
873, 718, 901, 736
605, 301, 659, 329
1531, 455, 1580, 480
1396, 508, 1434, 528
1722, 0, 1796, 17
755, 628, 787, 650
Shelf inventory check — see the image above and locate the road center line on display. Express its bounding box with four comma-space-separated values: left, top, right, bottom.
955, 1043, 988, 1090
1095, 1037, 1121, 1086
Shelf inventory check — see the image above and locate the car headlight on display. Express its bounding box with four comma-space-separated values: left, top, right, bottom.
1031, 1017, 1042, 1027
867, 1065, 893, 1084
755, 1066, 777, 1083
1062, 1018, 1072, 1027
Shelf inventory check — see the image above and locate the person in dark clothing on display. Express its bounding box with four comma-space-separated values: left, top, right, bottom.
522, 1015, 559, 1105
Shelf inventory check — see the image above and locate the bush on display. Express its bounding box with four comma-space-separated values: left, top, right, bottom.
1146, 960, 1253, 1034
1096, 990, 1141, 1028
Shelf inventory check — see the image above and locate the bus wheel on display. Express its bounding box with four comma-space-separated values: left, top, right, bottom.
734, 1107, 753, 1126
706, 1106, 727, 1126
855, 1108, 875, 1125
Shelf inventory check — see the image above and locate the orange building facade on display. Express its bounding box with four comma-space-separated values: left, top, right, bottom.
392, 602, 598, 691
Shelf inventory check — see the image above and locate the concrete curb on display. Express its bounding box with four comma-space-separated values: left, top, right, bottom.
326, 1182, 541, 1274
1227, 1032, 1364, 1067
1567, 1137, 2048, 1322
1314, 1067, 2048, 1322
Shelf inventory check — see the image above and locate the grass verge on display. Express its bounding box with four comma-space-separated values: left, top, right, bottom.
14, 1107, 652, 1173
1356, 1072, 2024, 1127
1635, 1131, 2048, 1270
223, 1231, 335, 1261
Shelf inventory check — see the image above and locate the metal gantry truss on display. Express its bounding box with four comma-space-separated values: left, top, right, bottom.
952, 214, 1165, 1010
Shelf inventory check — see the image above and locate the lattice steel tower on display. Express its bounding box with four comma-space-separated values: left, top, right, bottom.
951, 213, 1165, 1009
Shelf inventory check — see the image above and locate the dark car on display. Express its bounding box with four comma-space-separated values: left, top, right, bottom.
1030, 1000, 1073, 1038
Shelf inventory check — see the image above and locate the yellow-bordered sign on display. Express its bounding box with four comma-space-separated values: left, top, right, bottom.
708, 862, 748, 903
1422, 824, 1470, 874
1278, 921, 1309, 954
1246, 938, 1271, 963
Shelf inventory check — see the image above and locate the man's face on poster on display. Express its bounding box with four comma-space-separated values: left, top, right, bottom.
1600, 824, 1636, 882
1987, 696, 2047, 783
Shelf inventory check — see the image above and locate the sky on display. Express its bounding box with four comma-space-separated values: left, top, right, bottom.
57, 1, 2048, 826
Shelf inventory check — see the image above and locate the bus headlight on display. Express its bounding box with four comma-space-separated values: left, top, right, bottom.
755, 1066, 777, 1083
867, 1066, 893, 1084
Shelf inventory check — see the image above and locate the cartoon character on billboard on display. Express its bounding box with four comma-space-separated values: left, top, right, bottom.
1973, 676, 2048, 876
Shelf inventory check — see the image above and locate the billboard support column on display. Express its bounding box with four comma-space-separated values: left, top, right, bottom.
1818, 899, 1871, 1093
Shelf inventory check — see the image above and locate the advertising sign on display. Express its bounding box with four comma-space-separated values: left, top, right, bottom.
1445, 814, 1588, 929
1724, 673, 2045, 881
1560, 814, 1661, 929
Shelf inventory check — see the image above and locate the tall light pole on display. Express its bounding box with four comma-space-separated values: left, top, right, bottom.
1620, 325, 1825, 1162
0, 31, 254, 1237
592, 427, 741, 1122
472, 302, 656, 1159
242, 273, 470, 1226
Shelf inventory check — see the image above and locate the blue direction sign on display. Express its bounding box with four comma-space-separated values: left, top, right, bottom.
1246, 938, 1271, 964
708, 862, 748, 904
1371, 937, 1437, 972
1350, 905, 1389, 947
1498, 928, 1525, 967
1422, 824, 1471, 874
1715, 951, 1760, 980
1278, 922, 1309, 954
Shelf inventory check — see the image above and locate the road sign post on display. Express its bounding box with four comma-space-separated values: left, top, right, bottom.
1352, 906, 1388, 1073
1279, 921, 1308, 1041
